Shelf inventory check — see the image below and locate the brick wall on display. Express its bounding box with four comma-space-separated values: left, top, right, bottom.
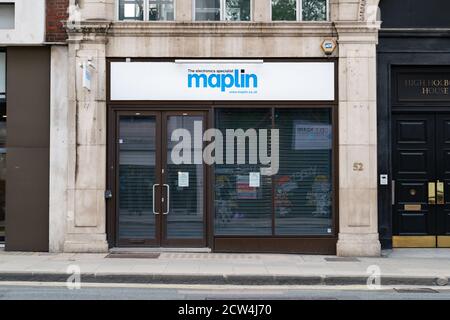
46, 0, 69, 42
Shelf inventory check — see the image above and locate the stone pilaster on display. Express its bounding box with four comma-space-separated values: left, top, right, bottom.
49, 45, 69, 253
253, 0, 270, 22
63, 25, 110, 252
79, 0, 115, 21
335, 21, 381, 256
176, 0, 193, 21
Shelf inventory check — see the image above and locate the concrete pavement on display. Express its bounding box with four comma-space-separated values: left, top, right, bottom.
1, 283, 450, 300
0, 249, 449, 286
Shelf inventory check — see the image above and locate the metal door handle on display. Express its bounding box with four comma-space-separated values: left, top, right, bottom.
153, 184, 160, 215
428, 182, 436, 205
163, 184, 170, 215
392, 180, 396, 205
437, 180, 445, 205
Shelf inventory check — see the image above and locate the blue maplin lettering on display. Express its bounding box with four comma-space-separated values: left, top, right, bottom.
188, 69, 258, 92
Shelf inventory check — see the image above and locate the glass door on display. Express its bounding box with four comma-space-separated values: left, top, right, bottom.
115, 110, 206, 247
161, 111, 207, 247
116, 111, 161, 246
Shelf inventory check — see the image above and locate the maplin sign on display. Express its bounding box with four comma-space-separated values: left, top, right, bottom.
187, 68, 258, 93
110, 61, 335, 101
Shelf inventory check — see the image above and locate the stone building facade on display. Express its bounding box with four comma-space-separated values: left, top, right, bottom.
44, 0, 383, 256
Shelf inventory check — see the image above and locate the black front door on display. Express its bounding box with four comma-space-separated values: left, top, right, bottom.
392, 113, 450, 247
114, 110, 207, 248
436, 114, 450, 247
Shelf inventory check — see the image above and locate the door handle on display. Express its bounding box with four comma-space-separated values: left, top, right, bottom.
391, 180, 396, 205
163, 184, 170, 215
437, 180, 445, 205
428, 182, 436, 205
153, 184, 160, 215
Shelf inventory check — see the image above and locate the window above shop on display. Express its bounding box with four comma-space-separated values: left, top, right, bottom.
115, 0, 329, 22
118, 0, 174, 21
272, 0, 328, 21
0, 3, 15, 29
194, 0, 251, 21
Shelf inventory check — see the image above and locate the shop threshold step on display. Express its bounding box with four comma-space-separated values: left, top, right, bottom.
109, 247, 212, 254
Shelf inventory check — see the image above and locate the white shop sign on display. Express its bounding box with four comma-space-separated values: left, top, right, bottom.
110, 61, 335, 101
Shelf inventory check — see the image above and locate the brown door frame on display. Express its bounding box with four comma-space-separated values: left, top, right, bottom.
107, 107, 210, 248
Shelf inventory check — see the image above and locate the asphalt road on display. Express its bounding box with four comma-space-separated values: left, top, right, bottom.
0, 283, 449, 300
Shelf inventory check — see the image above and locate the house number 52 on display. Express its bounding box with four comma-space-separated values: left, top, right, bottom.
353, 162, 364, 171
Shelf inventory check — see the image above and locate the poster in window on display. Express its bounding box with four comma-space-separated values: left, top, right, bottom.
236, 175, 257, 200
249, 172, 260, 188
293, 121, 332, 150
178, 172, 189, 187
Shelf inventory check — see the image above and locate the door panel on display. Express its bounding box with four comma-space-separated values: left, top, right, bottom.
392, 114, 436, 238
392, 112, 450, 247
117, 113, 161, 246
436, 114, 450, 239
161, 112, 206, 246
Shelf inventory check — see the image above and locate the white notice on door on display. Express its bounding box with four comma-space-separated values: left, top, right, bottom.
249, 172, 260, 188
178, 172, 189, 187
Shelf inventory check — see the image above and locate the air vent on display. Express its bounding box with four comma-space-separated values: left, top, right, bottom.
106, 253, 161, 259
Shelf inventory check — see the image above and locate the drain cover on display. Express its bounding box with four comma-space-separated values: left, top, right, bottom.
106, 253, 160, 259
394, 288, 439, 294
325, 257, 360, 262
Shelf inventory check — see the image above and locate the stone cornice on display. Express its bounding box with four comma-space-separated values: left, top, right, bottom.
334, 21, 381, 32
66, 21, 337, 39
334, 21, 380, 44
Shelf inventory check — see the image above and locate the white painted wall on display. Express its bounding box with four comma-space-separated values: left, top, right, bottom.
0, 0, 46, 45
